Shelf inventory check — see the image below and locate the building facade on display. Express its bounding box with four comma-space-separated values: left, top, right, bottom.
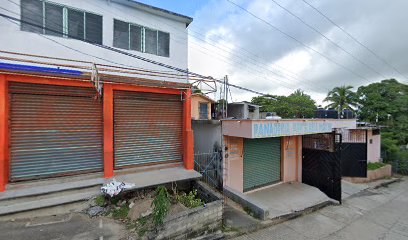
0, 0, 192, 77
0, 0, 195, 192
228, 102, 260, 120
191, 93, 214, 120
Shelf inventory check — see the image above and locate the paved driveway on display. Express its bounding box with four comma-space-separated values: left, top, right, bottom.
234, 178, 408, 240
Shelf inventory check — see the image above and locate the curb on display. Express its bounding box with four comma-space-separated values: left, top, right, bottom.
223, 178, 403, 239
224, 200, 334, 239
372, 178, 401, 189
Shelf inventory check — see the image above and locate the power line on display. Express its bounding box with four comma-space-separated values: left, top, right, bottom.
226, 0, 372, 83
3, 1, 308, 93
0, 12, 272, 97
3, 1, 312, 95
83, 0, 325, 92
9, 0, 337, 95
301, 0, 408, 82
270, 0, 387, 80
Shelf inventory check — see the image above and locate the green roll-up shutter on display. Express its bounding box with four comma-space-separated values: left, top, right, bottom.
243, 137, 281, 192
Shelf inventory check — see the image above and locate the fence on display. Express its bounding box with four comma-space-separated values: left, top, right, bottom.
383, 148, 408, 175
390, 158, 408, 175
194, 151, 222, 190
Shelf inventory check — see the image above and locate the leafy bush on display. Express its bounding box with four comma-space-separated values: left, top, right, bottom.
177, 189, 204, 208
367, 162, 386, 171
152, 186, 170, 226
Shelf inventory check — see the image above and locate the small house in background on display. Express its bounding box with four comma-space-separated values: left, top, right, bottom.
228, 102, 260, 119
191, 93, 215, 120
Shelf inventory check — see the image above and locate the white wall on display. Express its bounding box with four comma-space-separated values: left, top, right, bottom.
0, 0, 189, 83
367, 130, 381, 163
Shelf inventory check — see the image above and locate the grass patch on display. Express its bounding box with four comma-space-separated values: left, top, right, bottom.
94, 195, 105, 207
368, 162, 386, 171
111, 204, 130, 219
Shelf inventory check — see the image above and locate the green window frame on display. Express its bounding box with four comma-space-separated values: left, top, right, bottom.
113, 19, 170, 57
21, 0, 103, 44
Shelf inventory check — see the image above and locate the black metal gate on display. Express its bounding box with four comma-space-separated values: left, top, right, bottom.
340, 129, 368, 177
302, 132, 342, 203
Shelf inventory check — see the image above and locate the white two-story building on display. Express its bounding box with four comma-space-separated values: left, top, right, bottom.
0, 1, 198, 197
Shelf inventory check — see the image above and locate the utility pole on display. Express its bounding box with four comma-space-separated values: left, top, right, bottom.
225, 75, 229, 118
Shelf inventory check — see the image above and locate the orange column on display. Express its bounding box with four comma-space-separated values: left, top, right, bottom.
0, 75, 9, 192
183, 88, 194, 170
103, 84, 114, 178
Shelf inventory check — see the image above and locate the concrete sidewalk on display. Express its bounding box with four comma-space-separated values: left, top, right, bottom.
234, 177, 407, 240
246, 182, 331, 219
224, 178, 401, 238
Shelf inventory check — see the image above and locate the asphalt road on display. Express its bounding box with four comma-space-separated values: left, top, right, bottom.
234, 178, 408, 240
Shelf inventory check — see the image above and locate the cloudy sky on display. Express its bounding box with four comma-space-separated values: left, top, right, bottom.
138, 0, 408, 105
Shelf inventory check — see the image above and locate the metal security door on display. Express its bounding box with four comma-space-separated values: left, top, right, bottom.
302, 133, 342, 202
243, 137, 281, 192
114, 91, 183, 168
341, 129, 368, 177
9, 82, 103, 181
302, 133, 341, 203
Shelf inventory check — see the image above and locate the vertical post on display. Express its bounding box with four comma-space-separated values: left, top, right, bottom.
0, 75, 9, 192
103, 84, 114, 178
183, 88, 194, 170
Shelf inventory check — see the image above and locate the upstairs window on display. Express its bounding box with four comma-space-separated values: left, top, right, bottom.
21, 0, 103, 44
113, 19, 170, 57
199, 103, 208, 120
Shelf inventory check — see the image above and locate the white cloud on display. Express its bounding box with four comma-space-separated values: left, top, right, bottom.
188, 0, 408, 104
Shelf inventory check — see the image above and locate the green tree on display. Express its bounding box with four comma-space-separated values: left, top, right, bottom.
357, 79, 408, 173
287, 90, 317, 118
251, 89, 316, 118
357, 79, 408, 146
324, 85, 358, 117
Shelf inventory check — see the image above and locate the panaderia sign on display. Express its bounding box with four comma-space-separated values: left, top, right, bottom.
252, 121, 333, 138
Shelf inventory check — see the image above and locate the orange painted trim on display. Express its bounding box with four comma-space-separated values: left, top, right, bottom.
5, 74, 93, 88
103, 85, 114, 178
0, 75, 9, 192
111, 83, 181, 95
183, 89, 194, 170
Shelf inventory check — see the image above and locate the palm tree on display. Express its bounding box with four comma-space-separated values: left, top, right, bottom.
324, 85, 357, 118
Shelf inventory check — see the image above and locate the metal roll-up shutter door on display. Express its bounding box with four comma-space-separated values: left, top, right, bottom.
243, 137, 281, 192
9, 82, 103, 181
114, 90, 183, 168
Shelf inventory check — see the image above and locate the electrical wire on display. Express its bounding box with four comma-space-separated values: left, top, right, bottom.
81, 0, 323, 92
226, 0, 373, 84
270, 0, 388, 80
5, 0, 335, 94
301, 0, 408, 83
0, 11, 271, 97
2, 2, 301, 93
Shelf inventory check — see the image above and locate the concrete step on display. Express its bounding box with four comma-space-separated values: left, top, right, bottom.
0, 185, 101, 207
0, 190, 99, 216
0, 178, 104, 201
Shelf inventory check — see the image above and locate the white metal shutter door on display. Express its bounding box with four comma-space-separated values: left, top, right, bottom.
9, 82, 103, 181
114, 90, 183, 168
